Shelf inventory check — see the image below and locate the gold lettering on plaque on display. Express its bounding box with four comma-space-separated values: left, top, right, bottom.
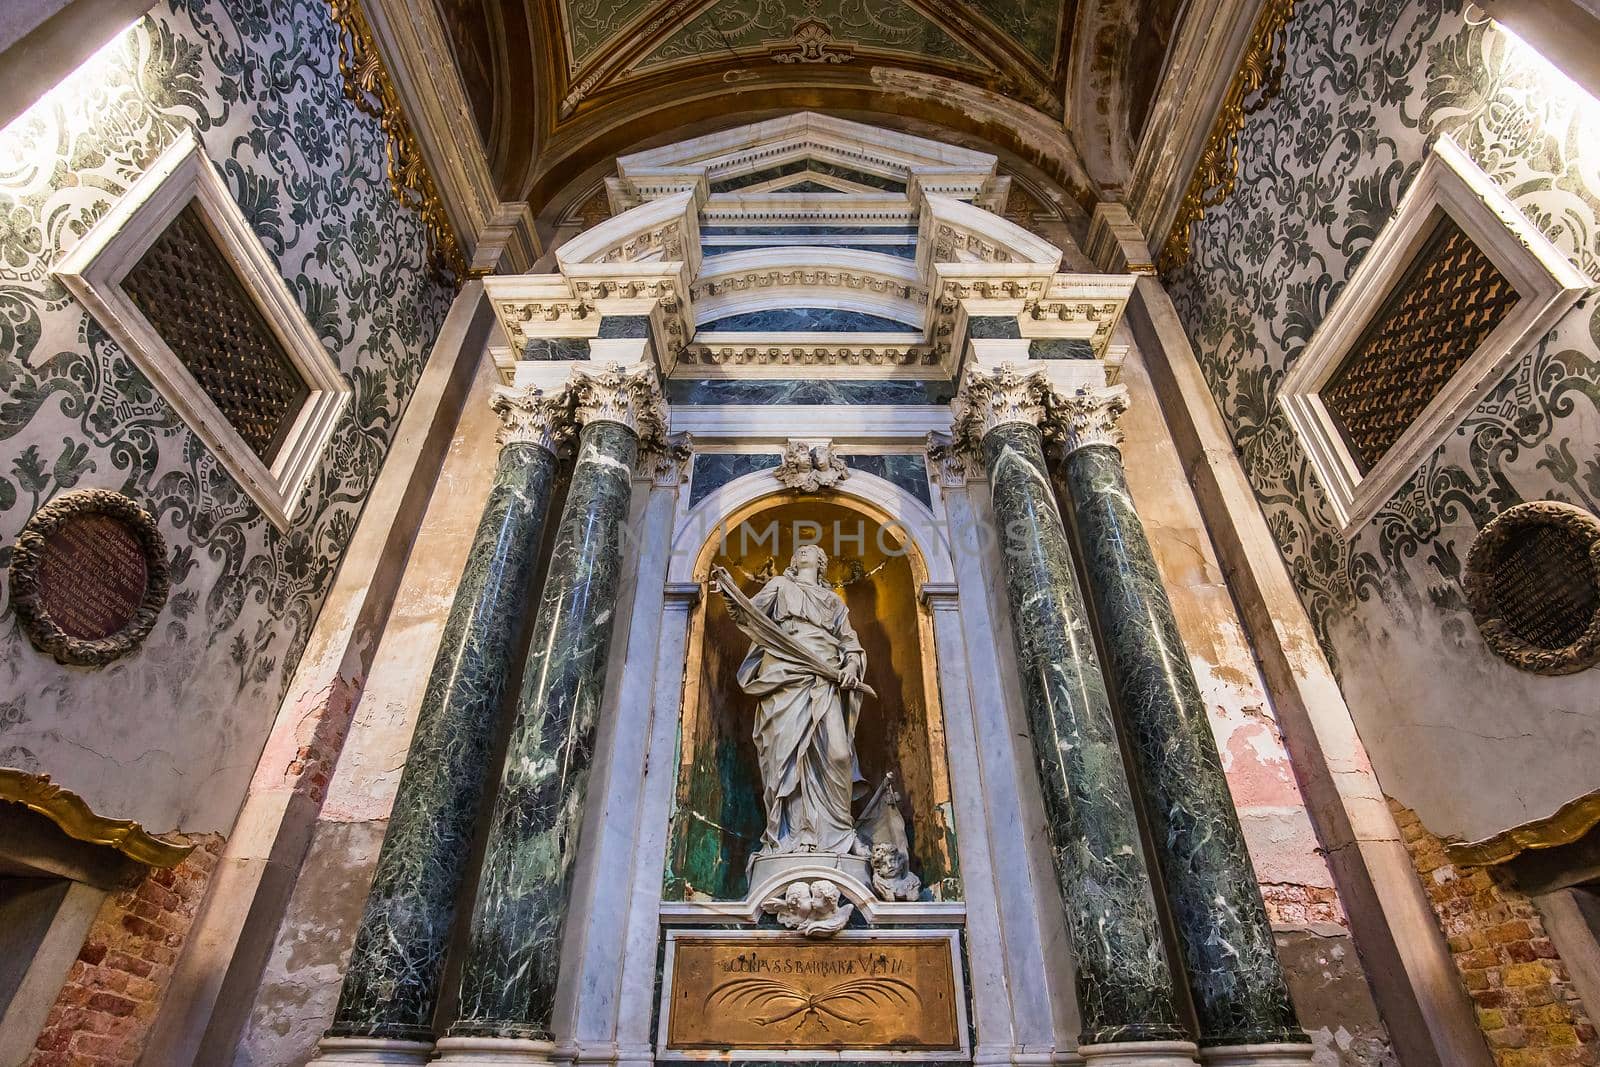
666, 936, 960, 1050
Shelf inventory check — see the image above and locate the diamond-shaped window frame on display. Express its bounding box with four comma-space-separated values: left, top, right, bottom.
1278, 135, 1591, 537
53, 131, 349, 530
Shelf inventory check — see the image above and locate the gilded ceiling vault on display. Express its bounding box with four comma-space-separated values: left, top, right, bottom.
423, 0, 1191, 217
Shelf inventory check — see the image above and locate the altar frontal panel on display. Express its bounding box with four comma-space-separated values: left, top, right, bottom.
660, 930, 967, 1057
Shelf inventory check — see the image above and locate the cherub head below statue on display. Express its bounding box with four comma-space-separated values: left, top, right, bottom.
869, 842, 923, 902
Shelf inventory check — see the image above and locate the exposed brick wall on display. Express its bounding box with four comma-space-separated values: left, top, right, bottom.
1390, 800, 1600, 1067
1261, 882, 1345, 928
26, 835, 224, 1067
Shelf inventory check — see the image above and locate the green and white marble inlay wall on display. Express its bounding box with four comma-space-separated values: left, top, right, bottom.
0, 0, 453, 834
1164, 0, 1600, 841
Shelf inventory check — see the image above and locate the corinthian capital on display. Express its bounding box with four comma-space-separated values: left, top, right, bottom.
1054, 385, 1129, 456
950, 363, 1056, 447
570, 362, 670, 443
490, 385, 573, 454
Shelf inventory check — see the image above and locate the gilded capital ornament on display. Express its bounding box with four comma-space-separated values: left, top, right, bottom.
570, 362, 671, 442
490, 385, 572, 454
1052, 385, 1130, 456
950, 363, 1055, 447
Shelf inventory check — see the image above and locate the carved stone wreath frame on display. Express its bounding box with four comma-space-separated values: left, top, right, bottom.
9, 489, 171, 667
1464, 500, 1600, 676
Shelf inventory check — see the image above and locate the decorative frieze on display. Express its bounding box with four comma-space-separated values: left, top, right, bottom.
680, 343, 937, 368
932, 223, 1015, 263
1025, 299, 1125, 354
495, 300, 595, 329
595, 220, 688, 264
692, 268, 927, 305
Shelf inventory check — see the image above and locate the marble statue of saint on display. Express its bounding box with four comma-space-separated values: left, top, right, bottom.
713, 546, 874, 863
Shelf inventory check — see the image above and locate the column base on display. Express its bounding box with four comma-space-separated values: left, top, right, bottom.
612, 1042, 654, 1067
307, 1036, 436, 1065
435, 1036, 573, 1066
1077, 1040, 1199, 1066
1198, 1043, 1315, 1067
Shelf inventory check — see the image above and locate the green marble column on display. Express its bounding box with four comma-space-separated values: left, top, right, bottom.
321, 387, 568, 1047
953, 365, 1188, 1052
1055, 387, 1309, 1056
448, 363, 666, 1044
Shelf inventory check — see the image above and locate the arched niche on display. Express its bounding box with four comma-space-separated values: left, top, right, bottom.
664, 490, 961, 905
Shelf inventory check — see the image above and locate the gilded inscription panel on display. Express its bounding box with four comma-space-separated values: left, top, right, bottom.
663, 932, 963, 1053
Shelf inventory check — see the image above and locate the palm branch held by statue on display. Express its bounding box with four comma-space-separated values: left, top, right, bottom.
710, 565, 878, 700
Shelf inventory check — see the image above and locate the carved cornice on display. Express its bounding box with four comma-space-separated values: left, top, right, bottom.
681, 344, 937, 368
491, 385, 575, 453
0, 769, 194, 868
595, 219, 688, 264
496, 300, 596, 331
692, 269, 928, 306
1445, 789, 1600, 868
571, 362, 670, 443
1050, 385, 1131, 455
1157, 0, 1296, 272
1025, 299, 1126, 354
950, 363, 1056, 445
933, 224, 1016, 263
323, 0, 467, 279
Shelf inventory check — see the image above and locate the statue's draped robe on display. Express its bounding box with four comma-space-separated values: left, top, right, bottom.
732, 574, 866, 856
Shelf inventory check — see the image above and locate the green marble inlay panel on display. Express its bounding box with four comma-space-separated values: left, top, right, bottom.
639, 0, 980, 69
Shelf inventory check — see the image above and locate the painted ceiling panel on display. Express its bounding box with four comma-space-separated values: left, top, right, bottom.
635, 0, 984, 70
566, 0, 658, 67
967, 0, 1063, 67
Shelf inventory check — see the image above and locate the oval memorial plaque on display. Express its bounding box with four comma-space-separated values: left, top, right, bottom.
10, 489, 170, 666
1466, 500, 1600, 676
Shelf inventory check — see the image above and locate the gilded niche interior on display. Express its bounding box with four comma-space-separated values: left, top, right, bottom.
667, 495, 959, 902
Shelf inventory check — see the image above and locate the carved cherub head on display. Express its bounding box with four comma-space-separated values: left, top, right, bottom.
871, 841, 907, 879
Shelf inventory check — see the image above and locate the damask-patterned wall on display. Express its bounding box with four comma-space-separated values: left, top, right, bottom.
1165, 0, 1600, 842
0, 0, 454, 834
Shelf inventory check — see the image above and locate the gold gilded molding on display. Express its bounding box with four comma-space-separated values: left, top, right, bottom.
1157, 0, 1297, 272
1445, 789, 1600, 867
0, 768, 195, 868
325, 0, 468, 279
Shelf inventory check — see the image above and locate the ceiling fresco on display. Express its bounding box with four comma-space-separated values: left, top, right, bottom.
635, 0, 986, 72
424, 0, 1184, 222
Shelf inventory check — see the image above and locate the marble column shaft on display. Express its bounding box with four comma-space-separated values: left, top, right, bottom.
326, 389, 566, 1042
1055, 391, 1306, 1050
958, 368, 1185, 1047
452, 365, 662, 1040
